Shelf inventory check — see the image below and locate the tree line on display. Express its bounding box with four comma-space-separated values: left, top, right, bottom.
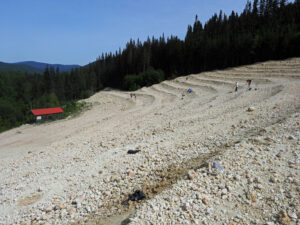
0, 0, 299, 131
87, 0, 300, 89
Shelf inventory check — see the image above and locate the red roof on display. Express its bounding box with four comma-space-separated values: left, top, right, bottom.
31, 107, 64, 116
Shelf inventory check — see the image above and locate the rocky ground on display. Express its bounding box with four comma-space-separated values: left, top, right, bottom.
0, 58, 299, 225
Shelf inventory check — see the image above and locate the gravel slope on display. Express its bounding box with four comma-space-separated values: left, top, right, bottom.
0, 58, 299, 225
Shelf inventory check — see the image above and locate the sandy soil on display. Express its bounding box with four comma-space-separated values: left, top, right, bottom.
0, 58, 299, 225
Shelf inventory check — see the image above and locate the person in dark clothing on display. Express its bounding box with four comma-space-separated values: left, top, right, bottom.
247, 79, 252, 90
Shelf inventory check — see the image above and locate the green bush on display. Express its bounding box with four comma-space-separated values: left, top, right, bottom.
80, 90, 93, 99
123, 67, 165, 91
123, 74, 141, 91
61, 101, 91, 118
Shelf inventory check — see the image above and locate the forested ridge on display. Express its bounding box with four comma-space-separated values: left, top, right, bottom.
1, 0, 300, 132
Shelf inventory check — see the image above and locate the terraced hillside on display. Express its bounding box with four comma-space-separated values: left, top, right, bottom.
0, 58, 299, 224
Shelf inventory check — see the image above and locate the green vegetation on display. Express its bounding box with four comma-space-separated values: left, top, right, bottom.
1, 0, 300, 132
84, 0, 300, 87
124, 67, 165, 91
61, 101, 92, 119
0, 69, 94, 132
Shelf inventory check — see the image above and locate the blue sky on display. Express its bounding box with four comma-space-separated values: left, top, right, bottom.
0, 0, 248, 65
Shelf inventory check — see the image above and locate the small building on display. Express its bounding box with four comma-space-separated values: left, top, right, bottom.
31, 107, 64, 122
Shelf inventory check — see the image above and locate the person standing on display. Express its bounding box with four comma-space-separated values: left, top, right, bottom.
247, 79, 252, 90
235, 82, 239, 92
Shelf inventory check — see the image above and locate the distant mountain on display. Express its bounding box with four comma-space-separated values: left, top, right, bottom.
17, 61, 81, 72
0, 62, 43, 74
0, 61, 81, 74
